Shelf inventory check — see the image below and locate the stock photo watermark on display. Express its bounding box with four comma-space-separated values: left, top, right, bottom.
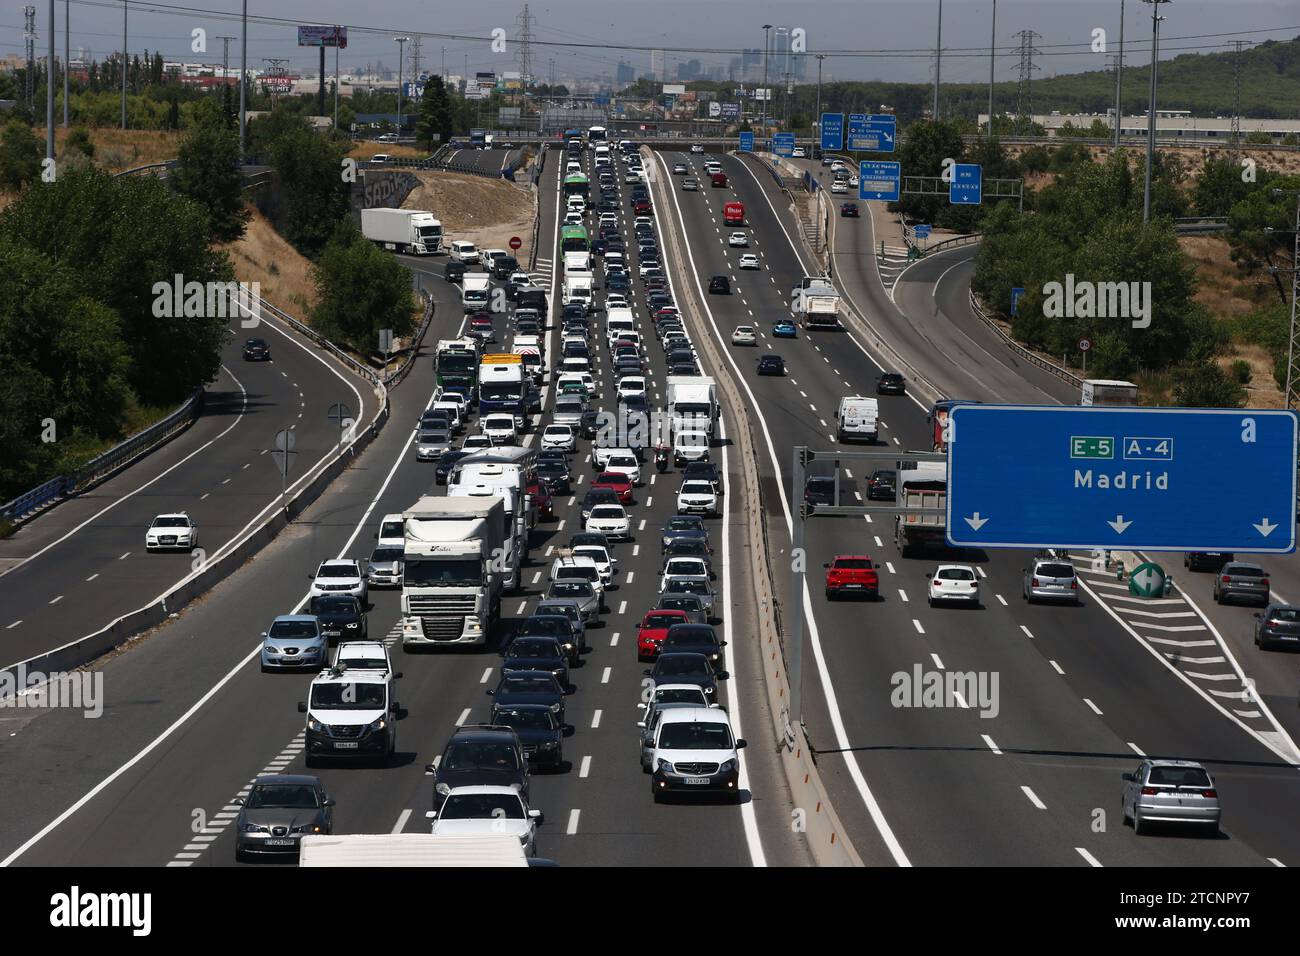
890, 664, 1000, 719
0, 665, 103, 718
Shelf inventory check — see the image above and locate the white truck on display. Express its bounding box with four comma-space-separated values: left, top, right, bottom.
563, 251, 591, 276
400, 496, 505, 648
361, 208, 443, 255
563, 274, 594, 311
665, 375, 718, 439
1081, 379, 1139, 406
894, 460, 947, 559
834, 396, 879, 442
462, 273, 491, 312
512, 335, 543, 384
299, 833, 528, 867
791, 281, 841, 330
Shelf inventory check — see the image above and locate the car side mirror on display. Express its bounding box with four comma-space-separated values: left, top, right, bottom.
393, 671, 403, 679
323, 798, 336, 807
1121, 772, 1134, 782
736, 739, 747, 749
720, 641, 728, 647
636, 721, 646, 728
424, 810, 436, 820
234, 797, 245, 806
297, 702, 307, 713
260, 632, 267, 638
307, 573, 315, 579
486, 689, 495, 695
425, 763, 438, 773
643, 669, 652, 676
529, 809, 544, 823
717, 671, 730, 680
1253, 612, 1261, 618
822, 563, 830, 569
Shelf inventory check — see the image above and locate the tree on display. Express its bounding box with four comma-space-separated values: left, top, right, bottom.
266, 122, 352, 257
1172, 360, 1247, 407
1194, 156, 1263, 217
310, 221, 416, 350
0, 119, 42, 190
416, 75, 454, 152
893, 119, 966, 225
171, 99, 249, 243
62, 126, 95, 159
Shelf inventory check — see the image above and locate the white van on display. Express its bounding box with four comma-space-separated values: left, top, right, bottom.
673, 429, 710, 466
605, 308, 635, 345
448, 240, 479, 264
375, 513, 405, 550
462, 272, 491, 312
649, 707, 745, 801
834, 396, 879, 443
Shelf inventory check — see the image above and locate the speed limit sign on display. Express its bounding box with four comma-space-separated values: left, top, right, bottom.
1078, 338, 1092, 352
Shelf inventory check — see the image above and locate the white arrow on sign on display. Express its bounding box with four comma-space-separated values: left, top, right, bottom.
965, 512, 989, 530
1108, 515, 1132, 534
1254, 518, 1278, 537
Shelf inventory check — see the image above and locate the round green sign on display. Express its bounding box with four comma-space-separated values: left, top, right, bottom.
1129, 561, 1166, 598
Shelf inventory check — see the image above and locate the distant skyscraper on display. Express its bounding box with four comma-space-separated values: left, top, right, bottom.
650, 49, 664, 80
741, 48, 761, 80
616, 60, 635, 86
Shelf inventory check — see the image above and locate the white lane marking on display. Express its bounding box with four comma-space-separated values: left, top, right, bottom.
885, 562, 896, 575
5, 621, 21, 629
995, 594, 1007, 606
1127, 742, 1146, 756
590, 710, 602, 729
930, 653, 944, 669
1048, 660, 1064, 675
975, 566, 986, 578
898, 589, 909, 603
392, 809, 412, 833
912, 619, 924, 634
1268, 857, 1286, 867
1083, 698, 1103, 715
1020, 625, 1034, 639
579, 755, 592, 777
456, 708, 471, 726
1022, 786, 1046, 810
48, 595, 63, 605
199, 493, 209, 501
981, 734, 1002, 755
1076, 848, 1103, 867
480, 667, 493, 684
119, 552, 130, 560
601, 666, 611, 684
610, 631, 620, 647
566, 809, 581, 835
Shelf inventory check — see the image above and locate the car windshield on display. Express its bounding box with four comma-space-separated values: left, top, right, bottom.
656, 688, 706, 706
937, 568, 975, 581
309, 597, 358, 615
317, 564, 357, 579
557, 566, 598, 583
153, 516, 189, 527
510, 636, 562, 656
591, 506, 624, 519
310, 682, 386, 710
658, 722, 732, 750
1147, 766, 1212, 788
419, 430, 449, 443
667, 518, 704, 532
666, 628, 716, 647
681, 483, 713, 495
643, 613, 684, 630
268, 620, 318, 639
494, 707, 557, 731
501, 675, 559, 694
439, 793, 525, 820
245, 784, 320, 809
371, 548, 403, 563
443, 741, 520, 771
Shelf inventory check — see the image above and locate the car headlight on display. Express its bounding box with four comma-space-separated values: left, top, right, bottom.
292, 824, 324, 834
436, 783, 452, 796
656, 758, 674, 774
540, 740, 559, 750
345, 621, 359, 629
719, 759, 737, 774
369, 717, 387, 732
549, 703, 561, 713
239, 823, 267, 833
306, 717, 323, 731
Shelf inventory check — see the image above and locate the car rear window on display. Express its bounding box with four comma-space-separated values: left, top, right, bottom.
937, 568, 975, 581
1147, 766, 1212, 788
1037, 564, 1076, 578
834, 559, 873, 570
1268, 607, 1300, 622
1228, 566, 1266, 577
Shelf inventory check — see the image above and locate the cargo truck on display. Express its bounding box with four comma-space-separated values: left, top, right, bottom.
462, 272, 491, 312
665, 375, 718, 438
792, 281, 841, 330
512, 336, 543, 384
723, 201, 745, 226
447, 480, 527, 593
435, 338, 480, 393
1080, 379, 1139, 406
400, 496, 505, 647
300, 833, 528, 867
361, 208, 443, 255
478, 354, 526, 424
894, 460, 947, 559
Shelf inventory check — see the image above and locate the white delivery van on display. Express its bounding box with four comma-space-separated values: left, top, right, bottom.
449, 240, 479, 264
462, 272, 491, 312
834, 396, 879, 442
605, 308, 636, 345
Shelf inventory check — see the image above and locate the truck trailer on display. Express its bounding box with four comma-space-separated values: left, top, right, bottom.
360, 208, 443, 255
894, 460, 947, 558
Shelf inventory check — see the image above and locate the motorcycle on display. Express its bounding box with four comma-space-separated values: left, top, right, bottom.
654, 446, 670, 473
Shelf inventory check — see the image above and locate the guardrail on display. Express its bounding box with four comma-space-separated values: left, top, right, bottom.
968, 289, 1085, 389
967, 133, 1300, 153
112, 161, 176, 178
1174, 216, 1229, 234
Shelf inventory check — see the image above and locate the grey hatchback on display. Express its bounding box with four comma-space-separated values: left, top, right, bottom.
1254, 603, 1300, 650
235, 774, 334, 861
1121, 759, 1221, 836
1213, 562, 1270, 606
1022, 557, 1080, 605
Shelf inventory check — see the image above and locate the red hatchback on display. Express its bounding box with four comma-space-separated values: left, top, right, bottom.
527, 477, 554, 520
637, 609, 690, 661
592, 471, 634, 503
824, 555, 880, 600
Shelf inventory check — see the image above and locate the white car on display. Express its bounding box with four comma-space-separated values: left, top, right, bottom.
599, 213, 619, 227
606, 293, 629, 310
617, 377, 647, 401
603, 451, 642, 485
625, 171, 642, 184
572, 544, 617, 587
676, 480, 719, 517
659, 557, 711, 593
831, 161, 848, 173
830, 180, 848, 194
482, 414, 518, 445
550, 555, 607, 603
738, 253, 760, 270
727, 232, 749, 248
560, 356, 591, 375
461, 434, 493, 451
928, 565, 980, 607
146, 513, 197, 551
427, 786, 541, 857
690, 144, 704, 154
586, 503, 631, 539
792, 147, 806, 158
731, 326, 757, 346
564, 210, 583, 226
541, 424, 577, 452
430, 400, 463, 432
848, 174, 859, 187
309, 559, 368, 603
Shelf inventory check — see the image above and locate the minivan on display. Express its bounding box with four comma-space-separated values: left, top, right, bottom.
449, 240, 479, 264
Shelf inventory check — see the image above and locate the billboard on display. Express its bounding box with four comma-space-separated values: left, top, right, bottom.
720, 102, 741, 120
663, 84, 687, 95
297, 25, 347, 48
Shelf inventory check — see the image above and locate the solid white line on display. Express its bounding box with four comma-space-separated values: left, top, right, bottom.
1021, 786, 1046, 810
1076, 848, 1103, 867
392, 809, 412, 833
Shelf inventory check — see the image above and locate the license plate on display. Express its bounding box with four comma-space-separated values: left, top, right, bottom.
265, 839, 294, 846
684, 776, 710, 785
333, 741, 359, 750
324, 630, 340, 637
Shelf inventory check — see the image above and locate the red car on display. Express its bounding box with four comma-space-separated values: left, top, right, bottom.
840, 202, 860, 218
637, 609, 690, 661
633, 199, 652, 215
592, 471, 633, 504
526, 477, 554, 520
824, 555, 880, 600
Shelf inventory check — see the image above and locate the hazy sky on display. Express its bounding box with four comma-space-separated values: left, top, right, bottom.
7, 0, 1300, 84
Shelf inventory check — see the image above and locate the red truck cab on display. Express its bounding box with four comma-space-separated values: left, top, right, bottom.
723, 201, 745, 226
711, 172, 728, 188
824, 555, 880, 600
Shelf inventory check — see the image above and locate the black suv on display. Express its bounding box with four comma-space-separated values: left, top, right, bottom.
876, 372, 906, 395
709, 275, 731, 295
308, 594, 367, 643
682, 460, 724, 497
242, 338, 271, 361
427, 725, 529, 810
489, 704, 564, 772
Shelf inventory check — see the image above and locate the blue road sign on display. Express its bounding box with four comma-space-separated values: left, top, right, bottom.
846, 114, 868, 150
847, 114, 896, 152
946, 405, 1299, 552
914, 224, 931, 239
859, 161, 900, 202
773, 132, 796, 157
1011, 286, 1025, 315
950, 163, 982, 205
739, 131, 754, 152
820, 113, 844, 152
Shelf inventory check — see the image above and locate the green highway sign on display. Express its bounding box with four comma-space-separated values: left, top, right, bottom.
1070, 436, 1114, 460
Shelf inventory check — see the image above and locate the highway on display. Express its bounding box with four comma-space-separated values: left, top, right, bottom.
0, 311, 372, 671
442, 146, 523, 178
644, 144, 1300, 867
0, 140, 803, 868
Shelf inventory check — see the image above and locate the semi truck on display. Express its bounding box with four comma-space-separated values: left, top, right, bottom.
360, 208, 443, 255
1080, 379, 1139, 406
435, 338, 480, 393
478, 354, 526, 423
447, 481, 527, 593
894, 460, 948, 559
792, 281, 841, 330
452, 446, 538, 537
400, 496, 505, 648
299, 833, 528, 867
665, 375, 718, 438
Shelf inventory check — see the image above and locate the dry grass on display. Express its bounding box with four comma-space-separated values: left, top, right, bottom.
349, 142, 427, 160
1180, 236, 1257, 319
1223, 346, 1285, 408
402, 171, 535, 263
219, 208, 319, 319
33, 126, 183, 172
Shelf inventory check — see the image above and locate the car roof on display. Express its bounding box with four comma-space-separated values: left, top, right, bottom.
312, 668, 388, 686
273, 614, 319, 623
443, 785, 525, 797
657, 706, 729, 726
154, 512, 190, 520
251, 773, 321, 787
1146, 759, 1208, 769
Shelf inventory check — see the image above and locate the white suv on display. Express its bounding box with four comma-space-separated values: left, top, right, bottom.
146, 512, 197, 551
650, 707, 746, 803
309, 560, 368, 603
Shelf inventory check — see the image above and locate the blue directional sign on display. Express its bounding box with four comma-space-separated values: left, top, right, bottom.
739, 131, 754, 152
846, 114, 868, 151
1011, 286, 1025, 315
914, 224, 931, 239
946, 405, 1299, 553
859, 161, 900, 202
773, 132, 796, 157
950, 163, 982, 205
820, 113, 844, 152
848, 113, 896, 152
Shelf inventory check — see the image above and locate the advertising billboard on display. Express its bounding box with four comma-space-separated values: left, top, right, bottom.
297, 25, 347, 48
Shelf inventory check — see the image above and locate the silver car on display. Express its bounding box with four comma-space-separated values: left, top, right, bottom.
366, 545, 404, 588
1122, 759, 1221, 835
235, 774, 334, 861
546, 580, 601, 626
1022, 557, 1080, 605
660, 576, 715, 616
1213, 562, 1270, 606
260, 615, 327, 672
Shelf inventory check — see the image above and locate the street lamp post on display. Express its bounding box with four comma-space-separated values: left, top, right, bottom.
1267, 192, 1300, 411
1141, 0, 1171, 224
1114, 0, 1126, 147
238, 0, 247, 155
934, 0, 943, 120
987, 0, 996, 138
761, 24, 772, 141
814, 54, 824, 159
394, 35, 410, 134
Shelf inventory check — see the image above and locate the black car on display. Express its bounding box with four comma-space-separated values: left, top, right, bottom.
605, 239, 625, 254
517, 289, 548, 317
581, 487, 621, 520
619, 394, 650, 415
670, 362, 700, 376
563, 341, 591, 360
1185, 551, 1234, 572
682, 460, 724, 497
501, 635, 571, 687
568, 531, 612, 553
487, 671, 567, 724
644, 651, 726, 698
489, 704, 564, 772
661, 537, 714, 575
708, 275, 731, 295
443, 261, 467, 284
661, 515, 709, 551
648, 294, 674, 311
242, 338, 271, 361
590, 238, 607, 256
537, 459, 572, 493
516, 616, 582, 666
866, 469, 897, 501
307, 594, 367, 643
840, 202, 860, 218
661, 623, 727, 665
492, 255, 519, 280
757, 354, 786, 376
579, 408, 600, 439
515, 319, 541, 337
427, 725, 529, 809
615, 356, 643, 377
876, 372, 906, 395
804, 476, 839, 510
607, 273, 631, 292
561, 304, 588, 323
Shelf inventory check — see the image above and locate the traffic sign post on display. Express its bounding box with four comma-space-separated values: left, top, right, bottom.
1078, 337, 1092, 375
271, 428, 297, 505
950, 163, 983, 205
509, 235, 522, 251
859, 161, 901, 202
820, 113, 844, 152
327, 402, 353, 452
1128, 561, 1167, 598
946, 405, 1299, 553
913, 223, 931, 252
773, 132, 796, 157
739, 131, 754, 153
1011, 287, 1025, 316
846, 114, 867, 151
